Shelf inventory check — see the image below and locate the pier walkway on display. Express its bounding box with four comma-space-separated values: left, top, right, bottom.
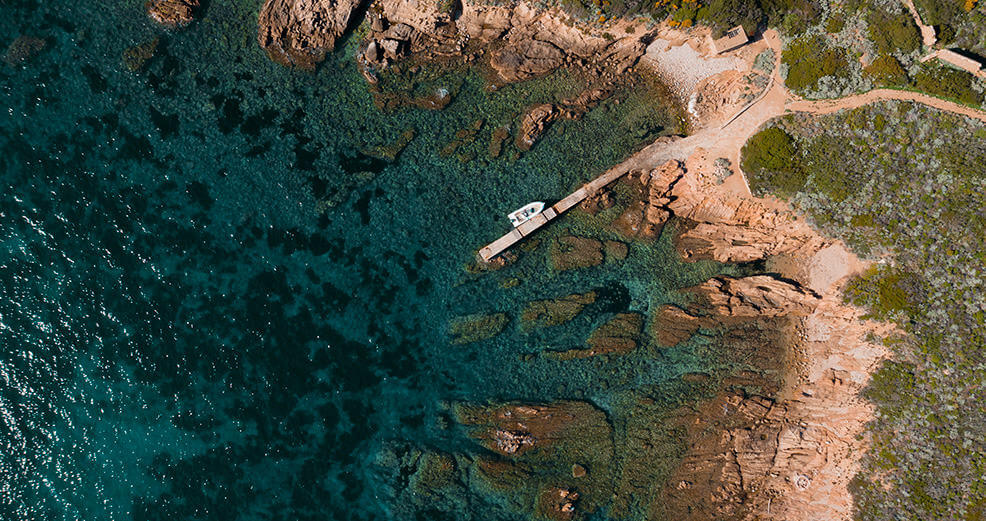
477, 167, 631, 262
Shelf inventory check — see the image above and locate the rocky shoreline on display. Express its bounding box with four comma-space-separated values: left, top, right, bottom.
248, 2, 886, 519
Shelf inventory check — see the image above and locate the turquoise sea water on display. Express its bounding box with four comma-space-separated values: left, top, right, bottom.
1, 2, 765, 520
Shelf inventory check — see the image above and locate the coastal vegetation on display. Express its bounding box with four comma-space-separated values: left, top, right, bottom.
914, 0, 986, 52
743, 101, 986, 519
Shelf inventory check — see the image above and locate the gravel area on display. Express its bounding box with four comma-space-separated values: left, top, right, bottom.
641, 38, 743, 98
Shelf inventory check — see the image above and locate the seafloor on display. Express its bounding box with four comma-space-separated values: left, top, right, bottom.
1, 2, 780, 520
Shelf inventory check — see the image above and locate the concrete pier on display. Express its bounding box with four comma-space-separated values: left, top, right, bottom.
478, 167, 630, 262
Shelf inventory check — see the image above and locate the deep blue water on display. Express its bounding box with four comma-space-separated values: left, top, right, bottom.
1, 2, 758, 520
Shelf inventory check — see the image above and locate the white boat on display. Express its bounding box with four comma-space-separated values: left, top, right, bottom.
508, 202, 545, 227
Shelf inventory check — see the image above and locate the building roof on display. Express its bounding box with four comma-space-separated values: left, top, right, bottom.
712, 26, 748, 55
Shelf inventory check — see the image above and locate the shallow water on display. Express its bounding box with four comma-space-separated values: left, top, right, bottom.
2, 2, 758, 520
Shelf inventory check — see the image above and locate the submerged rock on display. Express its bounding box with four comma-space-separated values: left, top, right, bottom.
516, 103, 557, 151
585, 312, 642, 354
455, 400, 614, 518
257, 0, 363, 69
448, 313, 509, 344
550, 236, 604, 272
364, 128, 415, 161
3, 36, 46, 66
520, 291, 596, 331
488, 125, 510, 159
552, 312, 643, 359
122, 38, 160, 71
145, 0, 199, 29
603, 240, 628, 261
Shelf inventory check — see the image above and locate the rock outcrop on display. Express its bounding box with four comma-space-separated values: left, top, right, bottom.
692, 275, 819, 318
359, 0, 649, 84
612, 159, 682, 239
668, 152, 821, 262
516, 103, 558, 151
146, 0, 199, 29
258, 0, 363, 69
652, 305, 703, 347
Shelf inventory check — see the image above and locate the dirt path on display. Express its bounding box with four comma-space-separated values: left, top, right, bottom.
621, 28, 986, 192
787, 88, 986, 123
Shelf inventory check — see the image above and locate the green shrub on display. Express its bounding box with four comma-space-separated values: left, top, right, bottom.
867, 8, 922, 55
700, 0, 763, 37
742, 127, 807, 196
864, 55, 909, 86
845, 265, 922, 319
825, 14, 846, 33
914, 64, 984, 106
782, 35, 850, 91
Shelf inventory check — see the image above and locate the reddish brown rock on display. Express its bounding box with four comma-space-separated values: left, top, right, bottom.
691, 275, 820, 318
145, 0, 199, 29
257, 0, 363, 69
516, 103, 558, 151
666, 154, 818, 263
559, 87, 611, 119
579, 189, 614, 214
584, 312, 643, 355
652, 305, 704, 347
538, 487, 579, 521
612, 161, 683, 239
490, 38, 565, 83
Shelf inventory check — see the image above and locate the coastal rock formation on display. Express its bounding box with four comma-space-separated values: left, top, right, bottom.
521, 291, 595, 331
549, 312, 643, 360
692, 275, 819, 318
612, 160, 682, 239
257, 0, 363, 69
145, 0, 199, 29
669, 153, 821, 262
612, 155, 820, 262
652, 305, 703, 347
490, 38, 565, 83
456, 400, 615, 518
358, 0, 649, 84
653, 275, 819, 347
660, 299, 889, 521
516, 103, 558, 151
455, 400, 611, 457
584, 312, 642, 355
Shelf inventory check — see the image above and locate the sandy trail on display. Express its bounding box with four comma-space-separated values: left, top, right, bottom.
619, 28, 986, 191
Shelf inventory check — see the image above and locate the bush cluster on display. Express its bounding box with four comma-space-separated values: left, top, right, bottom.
866, 7, 921, 56
744, 101, 986, 520
782, 35, 851, 91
